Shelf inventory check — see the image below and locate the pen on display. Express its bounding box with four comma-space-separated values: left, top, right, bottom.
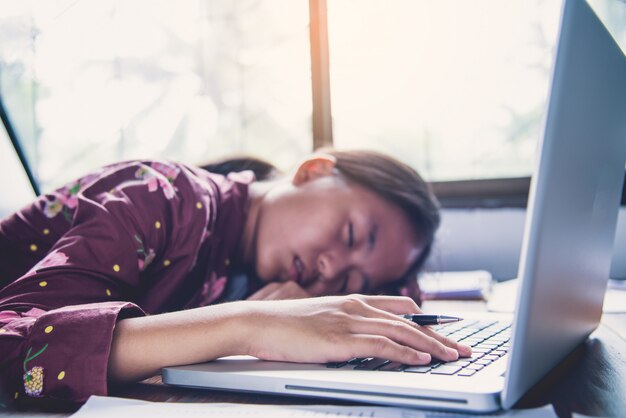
402, 314, 463, 325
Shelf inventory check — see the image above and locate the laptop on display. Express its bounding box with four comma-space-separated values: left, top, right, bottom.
163, 0, 626, 412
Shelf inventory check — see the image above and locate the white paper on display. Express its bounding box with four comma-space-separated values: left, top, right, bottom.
71, 395, 557, 418
487, 278, 626, 313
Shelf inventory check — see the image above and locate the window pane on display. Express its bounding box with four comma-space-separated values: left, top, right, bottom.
327, 0, 562, 181
0, 0, 312, 192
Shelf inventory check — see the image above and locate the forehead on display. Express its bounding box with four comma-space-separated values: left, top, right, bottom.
347, 181, 424, 286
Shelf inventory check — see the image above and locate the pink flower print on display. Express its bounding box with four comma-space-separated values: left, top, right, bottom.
135, 166, 177, 199
135, 167, 148, 179
138, 248, 156, 272
135, 235, 156, 272
24, 250, 69, 278
160, 179, 176, 199
42, 194, 65, 218
65, 195, 78, 209
58, 181, 83, 209
146, 176, 159, 192
210, 276, 227, 302
151, 162, 181, 184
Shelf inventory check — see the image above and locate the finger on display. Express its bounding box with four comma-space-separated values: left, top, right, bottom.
418, 326, 473, 357
266, 282, 310, 300
347, 335, 432, 366
305, 277, 344, 297
336, 295, 421, 328
349, 317, 459, 362
355, 300, 470, 358
247, 282, 281, 300
351, 294, 423, 315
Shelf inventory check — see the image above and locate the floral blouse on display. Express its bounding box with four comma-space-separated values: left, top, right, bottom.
0, 160, 253, 409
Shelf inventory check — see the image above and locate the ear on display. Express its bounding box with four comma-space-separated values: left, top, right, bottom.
292, 154, 337, 186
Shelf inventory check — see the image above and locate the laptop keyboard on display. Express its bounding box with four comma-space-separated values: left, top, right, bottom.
326, 320, 511, 377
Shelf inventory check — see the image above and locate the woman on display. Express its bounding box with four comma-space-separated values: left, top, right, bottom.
0, 149, 471, 408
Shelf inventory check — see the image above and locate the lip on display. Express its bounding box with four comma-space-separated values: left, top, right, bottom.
291, 255, 305, 284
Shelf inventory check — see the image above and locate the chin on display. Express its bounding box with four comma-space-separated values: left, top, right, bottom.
253, 262, 273, 283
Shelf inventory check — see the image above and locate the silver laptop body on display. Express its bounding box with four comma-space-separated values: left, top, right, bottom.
163, 0, 626, 412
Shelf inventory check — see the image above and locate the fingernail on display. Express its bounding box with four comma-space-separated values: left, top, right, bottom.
459, 344, 472, 356
418, 352, 431, 363
447, 348, 459, 360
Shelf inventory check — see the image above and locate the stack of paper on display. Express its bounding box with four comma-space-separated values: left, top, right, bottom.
418, 270, 493, 300
71, 396, 558, 418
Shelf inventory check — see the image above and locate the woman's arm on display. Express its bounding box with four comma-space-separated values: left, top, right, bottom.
108, 294, 471, 383
108, 301, 247, 383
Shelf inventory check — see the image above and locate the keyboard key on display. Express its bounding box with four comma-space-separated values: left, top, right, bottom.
431, 366, 462, 375
404, 366, 432, 373
469, 353, 485, 361
378, 362, 406, 372
443, 360, 471, 368
354, 358, 390, 370
326, 361, 348, 368
493, 350, 508, 356
458, 369, 477, 377
483, 355, 500, 361
476, 343, 499, 349
476, 359, 493, 366
429, 360, 444, 368
467, 363, 485, 371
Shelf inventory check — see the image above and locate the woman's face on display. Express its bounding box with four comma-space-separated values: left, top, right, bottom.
249, 157, 424, 296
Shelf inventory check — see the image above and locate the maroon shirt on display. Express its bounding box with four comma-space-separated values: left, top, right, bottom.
0, 160, 252, 408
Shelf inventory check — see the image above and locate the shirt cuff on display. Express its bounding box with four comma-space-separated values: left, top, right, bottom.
19, 301, 145, 404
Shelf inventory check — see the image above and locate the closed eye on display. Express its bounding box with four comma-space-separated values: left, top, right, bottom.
347, 222, 354, 248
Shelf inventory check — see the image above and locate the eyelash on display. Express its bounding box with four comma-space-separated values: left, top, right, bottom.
368, 227, 376, 249
347, 222, 354, 248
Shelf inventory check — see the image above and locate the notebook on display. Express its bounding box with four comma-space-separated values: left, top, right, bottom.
163, 0, 626, 412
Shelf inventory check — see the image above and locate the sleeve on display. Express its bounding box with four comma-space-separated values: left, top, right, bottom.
0, 302, 144, 409
0, 161, 206, 408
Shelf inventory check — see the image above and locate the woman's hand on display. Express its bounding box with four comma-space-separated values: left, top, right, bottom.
241, 294, 472, 366
247, 281, 311, 300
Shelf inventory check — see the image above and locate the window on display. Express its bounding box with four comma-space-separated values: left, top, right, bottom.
0, 0, 311, 192
2, 0, 625, 201
327, 0, 561, 182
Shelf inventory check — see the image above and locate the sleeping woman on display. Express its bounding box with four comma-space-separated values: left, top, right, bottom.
0, 149, 471, 408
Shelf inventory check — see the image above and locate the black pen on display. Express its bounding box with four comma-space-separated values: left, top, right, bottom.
402, 314, 463, 326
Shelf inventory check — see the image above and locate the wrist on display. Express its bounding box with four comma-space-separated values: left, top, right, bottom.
213, 300, 260, 358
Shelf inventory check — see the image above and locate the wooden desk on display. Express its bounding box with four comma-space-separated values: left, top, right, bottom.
7, 302, 626, 418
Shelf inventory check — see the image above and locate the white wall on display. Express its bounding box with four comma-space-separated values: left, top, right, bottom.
429, 207, 626, 281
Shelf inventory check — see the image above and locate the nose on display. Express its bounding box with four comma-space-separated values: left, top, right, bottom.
317, 250, 349, 282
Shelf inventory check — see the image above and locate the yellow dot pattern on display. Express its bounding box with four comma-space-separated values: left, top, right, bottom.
163, 259, 171, 267
43, 228, 50, 235
0, 328, 6, 334
57, 371, 66, 380
225, 258, 231, 266
196, 202, 203, 209
113, 264, 120, 272
44, 326, 54, 334
39, 281, 47, 287
14, 392, 18, 399
106, 289, 111, 296
30, 244, 38, 252
155, 221, 161, 229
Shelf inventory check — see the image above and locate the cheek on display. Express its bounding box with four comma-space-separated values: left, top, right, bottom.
253, 215, 285, 281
